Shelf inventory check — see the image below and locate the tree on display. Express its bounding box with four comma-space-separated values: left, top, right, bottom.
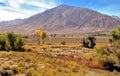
109, 27, 120, 44
35, 30, 42, 45
82, 35, 96, 49
14, 35, 23, 51
4, 32, 16, 50
0, 35, 6, 50
35, 30, 47, 45
0, 32, 24, 51
40, 31, 46, 44
49, 34, 53, 44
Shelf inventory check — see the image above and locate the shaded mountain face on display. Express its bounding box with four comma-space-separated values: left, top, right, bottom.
0, 5, 120, 34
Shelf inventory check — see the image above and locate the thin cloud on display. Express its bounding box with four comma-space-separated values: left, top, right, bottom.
95, 0, 120, 17
0, 0, 62, 21
98, 4, 120, 17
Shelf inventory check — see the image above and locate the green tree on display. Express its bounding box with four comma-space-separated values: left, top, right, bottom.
4, 32, 16, 50
82, 35, 96, 49
0, 32, 24, 51
109, 27, 120, 44
14, 35, 23, 51
0, 35, 6, 50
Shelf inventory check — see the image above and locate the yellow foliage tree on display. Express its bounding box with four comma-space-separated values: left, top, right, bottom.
40, 31, 46, 44
48, 34, 53, 44
35, 30, 41, 45
35, 30, 46, 45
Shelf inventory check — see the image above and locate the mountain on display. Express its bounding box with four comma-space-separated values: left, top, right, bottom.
0, 5, 120, 34
112, 16, 120, 21
0, 19, 26, 27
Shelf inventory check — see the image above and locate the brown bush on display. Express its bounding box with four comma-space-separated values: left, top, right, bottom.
84, 61, 103, 68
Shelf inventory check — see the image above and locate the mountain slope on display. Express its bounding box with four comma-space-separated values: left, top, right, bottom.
0, 5, 120, 34
0, 19, 26, 27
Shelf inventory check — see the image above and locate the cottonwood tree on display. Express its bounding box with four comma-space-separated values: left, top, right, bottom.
35, 30, 46, 45
0, 32, 23, 51
40, 31, 46, 44
35, 30, 42, 45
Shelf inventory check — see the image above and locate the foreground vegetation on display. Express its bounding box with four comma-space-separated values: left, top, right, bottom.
0, 28, 120, 76
0, 48, 119, 76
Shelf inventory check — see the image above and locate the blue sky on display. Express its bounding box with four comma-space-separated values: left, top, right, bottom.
63, 0, 120, 17
0, 0, 119, 21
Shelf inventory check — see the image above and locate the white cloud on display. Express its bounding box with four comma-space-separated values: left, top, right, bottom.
0, 0, 62, 21
29, 1, 56, 9
0, 10, 28, 21
8, 0, 21, 8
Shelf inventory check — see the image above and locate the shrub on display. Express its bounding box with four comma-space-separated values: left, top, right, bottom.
0, 32, 24, 51
109, 27, 120, 46
117, 50, 120, 59
116, 50, 120, 64
85, 61, 103, 68
82, 35, 96, 49
109, 27, 120, 41
97, 55, 116, 71
9, 65, 18, 74
25, 67, 38, 76
95, 44, 120, 71
61, 41, 66, 45
96, 46, 108, 55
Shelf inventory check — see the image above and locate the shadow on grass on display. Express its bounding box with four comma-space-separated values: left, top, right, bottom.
105, 65, 120, 72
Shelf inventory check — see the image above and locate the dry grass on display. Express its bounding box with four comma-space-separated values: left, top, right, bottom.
0, 36, 119, 76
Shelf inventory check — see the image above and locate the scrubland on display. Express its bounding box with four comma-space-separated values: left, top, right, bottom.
0, 31, 120, 76
0, 43, 120, 76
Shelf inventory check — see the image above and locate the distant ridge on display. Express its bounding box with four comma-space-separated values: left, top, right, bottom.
0, 5, 120, 34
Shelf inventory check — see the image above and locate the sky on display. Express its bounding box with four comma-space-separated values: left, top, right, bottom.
0, 0, 120, 21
